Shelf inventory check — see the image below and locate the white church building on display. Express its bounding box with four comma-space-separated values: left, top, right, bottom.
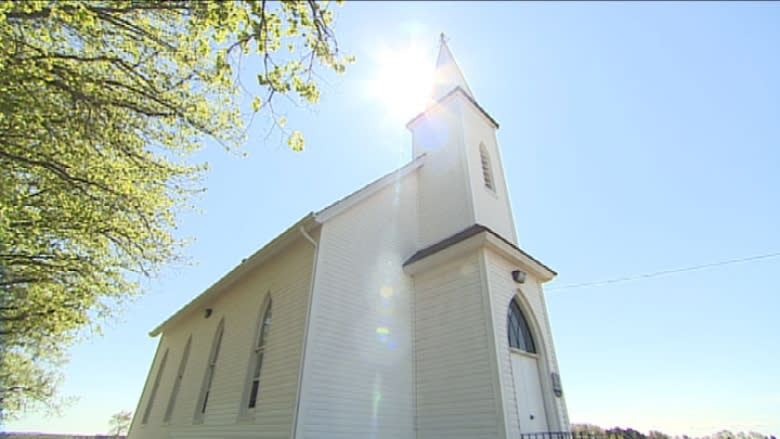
128, 38, 569, 439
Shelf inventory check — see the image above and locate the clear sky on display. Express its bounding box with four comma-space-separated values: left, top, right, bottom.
5, 1, 780, 436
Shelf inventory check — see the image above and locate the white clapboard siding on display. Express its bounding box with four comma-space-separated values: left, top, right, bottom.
413, 254, 502, 439
129, 236, 316, 439
484, 248, 569, 435
295, 173, 418, 439
410, 99, 476, 250
460, 100, 518, 246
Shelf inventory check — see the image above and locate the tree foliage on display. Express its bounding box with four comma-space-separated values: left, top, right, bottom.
0, 0, 352, 420
108, 410, 132, 437
570, 424, 772, 439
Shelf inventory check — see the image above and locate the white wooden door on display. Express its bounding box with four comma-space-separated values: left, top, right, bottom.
511, 352, 548, 433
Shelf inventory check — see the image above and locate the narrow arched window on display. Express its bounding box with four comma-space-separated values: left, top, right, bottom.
141, 348, 168, 424
479, 144, 495, 191
247, 299, 272, 409
507, 298, 536, 353
163, 335, 192, 423
195, 318, 224, 421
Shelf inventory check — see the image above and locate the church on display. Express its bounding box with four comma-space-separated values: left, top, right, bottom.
128, 37, 570, 439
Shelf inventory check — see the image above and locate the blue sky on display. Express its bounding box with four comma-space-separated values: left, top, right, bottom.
5, 2, 780, 436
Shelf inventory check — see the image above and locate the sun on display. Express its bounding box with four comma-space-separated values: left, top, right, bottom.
365, 42, 435, 122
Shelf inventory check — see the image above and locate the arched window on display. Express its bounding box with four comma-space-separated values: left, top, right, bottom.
507, 298, 536, 353
195, 318, 224, 421
141, 348, 169, 424
247, 299, 272, 409
479, 144, 495, 191
163, 335, 192, 423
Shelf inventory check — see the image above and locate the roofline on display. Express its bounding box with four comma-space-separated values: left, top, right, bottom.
403, 224, 556, 281
406, 86, 500, 130
314, 154, 426, 223
149, 156, 428, 337
149, 213, 319, 337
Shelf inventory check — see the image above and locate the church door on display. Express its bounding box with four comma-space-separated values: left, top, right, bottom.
511, 351, 548, 433
507, 298, 549, 433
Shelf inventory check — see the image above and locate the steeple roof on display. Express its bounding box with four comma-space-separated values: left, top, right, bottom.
430, 33, 474, 101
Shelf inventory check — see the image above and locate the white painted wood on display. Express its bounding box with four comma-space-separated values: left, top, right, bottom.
511, 352, 548, 433
431, 40, 474, 100
460, 96, 519, 246
130, 40, 570, 439
129, 236, 316, 439
484, 248, 569, 434
315, 155, 425, 223
149, 216, 317, 337
409, 93, 476, 250
413, 254, 502, 439
409, 80, 518, 249
295, 172, 418, 439
537, 281, 571, 429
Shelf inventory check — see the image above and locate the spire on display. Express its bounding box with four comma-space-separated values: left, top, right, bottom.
430, 33, 474, 101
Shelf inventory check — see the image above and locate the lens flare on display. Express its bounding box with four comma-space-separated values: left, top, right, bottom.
365, 41, 435, 123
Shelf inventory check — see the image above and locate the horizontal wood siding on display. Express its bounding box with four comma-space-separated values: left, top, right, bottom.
461, 99, 518, 246
129, 237, 316, 439
484, 249, 568, 434
411, 102, 476, 250
128, 334, 173, 439
296, 175, 418, 439
414, 254, 501, 439
537, 279, 570, 430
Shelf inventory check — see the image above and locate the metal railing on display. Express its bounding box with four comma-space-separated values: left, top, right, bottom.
521, 433, 650, 439
520, 433, 778, 439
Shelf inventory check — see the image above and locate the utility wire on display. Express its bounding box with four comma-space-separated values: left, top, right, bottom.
546, 250, 780, 292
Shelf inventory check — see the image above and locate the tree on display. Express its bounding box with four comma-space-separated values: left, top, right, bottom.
0, 0, 353, 420
711, 431, 768, 439
572, 423, 607, 435
605, 427, 647, 439
108, 410, 132, 437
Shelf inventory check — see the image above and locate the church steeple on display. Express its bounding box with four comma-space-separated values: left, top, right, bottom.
409, 35, 519, 248
431, 33, 474, 101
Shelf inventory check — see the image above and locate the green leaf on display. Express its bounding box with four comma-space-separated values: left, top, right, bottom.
0, 0, 352, 418
287, 130, 305, 152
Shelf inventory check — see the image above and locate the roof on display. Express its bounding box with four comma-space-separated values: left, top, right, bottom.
315, 154, 426, 222
403, 223, 557, 276
412, 37, 498, 130
431, 37, 474, 101
406, 86, 500, 130
149, 214, 318, 336
149, 156, 426, 336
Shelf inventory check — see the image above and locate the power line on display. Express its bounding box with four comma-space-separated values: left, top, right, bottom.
546, 250, 780, 292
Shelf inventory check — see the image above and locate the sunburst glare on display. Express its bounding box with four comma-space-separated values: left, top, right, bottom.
365, 41, 435, 122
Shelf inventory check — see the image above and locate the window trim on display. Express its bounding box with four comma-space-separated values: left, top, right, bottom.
163, 335, 192, 424
509, 346, 539, 359
240, 294, 272, 417
140, 348, 169, 425
194, 318, 225, 423
479, 143, 496, 192
507, 297, 537, 353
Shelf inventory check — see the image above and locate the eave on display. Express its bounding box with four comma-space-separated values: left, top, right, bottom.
149, 214, 319, 337
149, 156, 426, 337
314, 154, 425, 222
406, 86, 500, 131
403, 224, 556, 282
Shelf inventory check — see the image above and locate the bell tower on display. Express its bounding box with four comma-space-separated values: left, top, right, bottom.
408, 35, 518, 248
405, 36, 569, 438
